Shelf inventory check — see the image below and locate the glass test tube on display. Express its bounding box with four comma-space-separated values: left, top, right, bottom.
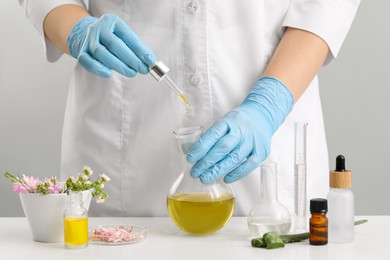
294, 122, 308, 232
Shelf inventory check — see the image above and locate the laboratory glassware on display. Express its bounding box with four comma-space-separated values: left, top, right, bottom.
167, 126, 235, 235
247, 162, 291, 237
327, 155, 354, 243
309, 198, 328, 246
64, 191, 88, 248
294, 122, 308, 232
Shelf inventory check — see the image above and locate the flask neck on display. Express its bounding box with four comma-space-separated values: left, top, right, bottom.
68, 191, 84, 209
260, 164, 278, 201
173, 126, 203, 172
65, 191, 87, 218
171, 126, 234, 198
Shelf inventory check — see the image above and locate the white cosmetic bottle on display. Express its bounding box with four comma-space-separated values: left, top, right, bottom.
327, 155, 354, 243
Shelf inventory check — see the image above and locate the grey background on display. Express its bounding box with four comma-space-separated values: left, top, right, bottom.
0, 1, 388, 216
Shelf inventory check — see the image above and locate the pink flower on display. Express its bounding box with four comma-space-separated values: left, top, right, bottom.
51, 183, 63, 193
21, 175, 41, 192
44, 178, 62, 194
11, 175, 41, 193
12, 182, 28, 193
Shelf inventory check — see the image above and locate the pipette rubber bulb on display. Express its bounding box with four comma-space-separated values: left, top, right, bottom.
335, 155, 346, 172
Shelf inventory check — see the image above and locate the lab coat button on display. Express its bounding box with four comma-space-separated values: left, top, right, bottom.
187, 1, 199, 14
190, 73, 202, 86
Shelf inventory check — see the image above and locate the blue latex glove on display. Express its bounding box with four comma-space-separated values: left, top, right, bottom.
187, 77, 294, 184
68, 15, 156, 78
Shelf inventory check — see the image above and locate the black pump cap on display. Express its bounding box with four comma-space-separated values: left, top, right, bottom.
310, 198, 328, 213
335, 155, 346, 172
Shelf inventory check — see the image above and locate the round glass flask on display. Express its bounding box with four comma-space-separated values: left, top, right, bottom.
247, 162, 291, 237
167, 126, 235, 235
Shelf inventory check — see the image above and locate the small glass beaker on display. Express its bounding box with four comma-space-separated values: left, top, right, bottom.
247, 163, 291, 237
167, 126, 235, 235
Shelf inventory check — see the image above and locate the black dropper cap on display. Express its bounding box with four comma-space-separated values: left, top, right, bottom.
310, 198, 328, 213
335, 155, 346, 172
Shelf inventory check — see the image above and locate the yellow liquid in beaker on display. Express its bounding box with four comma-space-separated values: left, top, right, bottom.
167, 192, 235, 235
64, 217, 88, 246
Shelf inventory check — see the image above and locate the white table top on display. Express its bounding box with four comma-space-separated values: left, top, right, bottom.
0, 216, 388, 260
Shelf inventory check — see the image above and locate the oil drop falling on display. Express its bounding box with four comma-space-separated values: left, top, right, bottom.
178, 93, 191, 107
178, 93, 191, 115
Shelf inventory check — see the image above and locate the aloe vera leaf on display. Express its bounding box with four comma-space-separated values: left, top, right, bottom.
251, 237, 266, 248
263, 232, 285, 249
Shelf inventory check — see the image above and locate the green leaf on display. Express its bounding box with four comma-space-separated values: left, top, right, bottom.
251, 237, 266, 247
263, 232, 285, 249
4, 172, 18, 182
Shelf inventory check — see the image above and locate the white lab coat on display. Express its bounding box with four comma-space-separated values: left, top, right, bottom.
20, 0, 360, 217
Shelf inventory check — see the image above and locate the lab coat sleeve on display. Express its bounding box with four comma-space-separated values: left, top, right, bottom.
19, 0, 86, 62
281, 0, 360, 65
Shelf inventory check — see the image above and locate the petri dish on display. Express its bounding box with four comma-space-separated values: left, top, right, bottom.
89, 225, 148, 245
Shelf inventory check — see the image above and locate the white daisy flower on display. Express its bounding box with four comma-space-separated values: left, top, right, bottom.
83, 166, 93, 176
100, 173, 111, 182
96, 197, 105, 203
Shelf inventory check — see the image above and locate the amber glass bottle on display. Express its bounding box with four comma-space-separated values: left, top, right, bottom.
309, 198, 328, 245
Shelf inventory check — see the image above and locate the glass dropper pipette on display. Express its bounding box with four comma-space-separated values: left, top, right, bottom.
149, 61, 191, 107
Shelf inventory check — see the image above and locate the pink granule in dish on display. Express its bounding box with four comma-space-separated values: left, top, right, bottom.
89, 226, 141, 243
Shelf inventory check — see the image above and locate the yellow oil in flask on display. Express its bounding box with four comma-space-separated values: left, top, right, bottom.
167, 192, 235, 235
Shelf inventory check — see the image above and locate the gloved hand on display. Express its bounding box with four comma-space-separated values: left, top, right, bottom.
68, 15, 156, 78
187, 77, 294, 184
